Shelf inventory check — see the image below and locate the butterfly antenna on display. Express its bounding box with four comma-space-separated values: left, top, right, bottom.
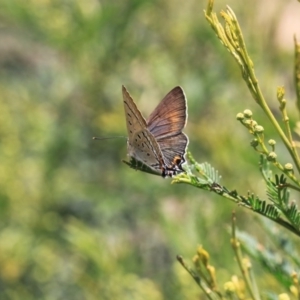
93, 136, 127, 140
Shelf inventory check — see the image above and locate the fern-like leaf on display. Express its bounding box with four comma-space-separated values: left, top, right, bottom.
187, 152, 221, 184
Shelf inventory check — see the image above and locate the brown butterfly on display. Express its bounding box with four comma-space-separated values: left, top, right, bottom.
122, 85, 188, 177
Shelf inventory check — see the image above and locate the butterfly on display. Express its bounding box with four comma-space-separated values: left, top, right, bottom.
122, 85, 188, 177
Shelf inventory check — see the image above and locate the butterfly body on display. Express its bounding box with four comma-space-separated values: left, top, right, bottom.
122, 85, 188, 177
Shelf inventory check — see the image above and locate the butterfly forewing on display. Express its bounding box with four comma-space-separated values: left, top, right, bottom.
122, 85, 147, 140
122, 86, 165, 173
147, 87, 187, 139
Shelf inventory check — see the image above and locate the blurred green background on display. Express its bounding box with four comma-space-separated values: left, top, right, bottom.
0, 0, 299, 299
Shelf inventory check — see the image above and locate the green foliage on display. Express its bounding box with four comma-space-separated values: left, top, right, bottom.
178, 213, 300, 300
0, 0, 299, 299
174, 0, 300, 237
173, 1, 300, 299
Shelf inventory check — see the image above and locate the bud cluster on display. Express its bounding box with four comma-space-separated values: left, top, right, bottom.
237, 109, 279, 162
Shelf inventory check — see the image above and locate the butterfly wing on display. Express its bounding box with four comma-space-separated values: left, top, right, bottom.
146, 87, 188, 172
147, 86, 187, 138
155, 132, 188, 165
122, 85, 147, 143
122, 85, 165, 174
122, 157, 161, 176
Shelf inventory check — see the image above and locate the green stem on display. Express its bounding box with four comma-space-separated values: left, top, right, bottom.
176, 255, 217, 300
231, 213, 261, 300
294, 35, 300, 115
253, 83, 300, 173
232, 8, 300, 173
207, 3, 300, 173
174, 172, 300, 238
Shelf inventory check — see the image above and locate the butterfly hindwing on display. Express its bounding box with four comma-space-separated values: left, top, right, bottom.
155, 132, 188, 165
